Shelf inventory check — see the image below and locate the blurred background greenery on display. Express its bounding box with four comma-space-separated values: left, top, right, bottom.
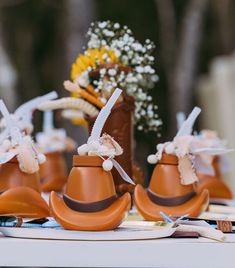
0, 0, 235, 182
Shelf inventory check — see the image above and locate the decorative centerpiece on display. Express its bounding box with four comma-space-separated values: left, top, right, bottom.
194, 130, 233, 200
36, 111, 76, 193
0, 100, 50, 218
38, 21, 161, 194
49, 89, 134, 231
134, 107, 210, 221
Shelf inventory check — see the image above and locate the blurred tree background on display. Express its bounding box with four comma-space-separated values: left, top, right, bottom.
0, 0, 235, 180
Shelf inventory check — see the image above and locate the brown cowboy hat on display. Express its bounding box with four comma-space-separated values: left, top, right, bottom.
50, 155, 131, 231
0, 157, 50, 218
197, 156, 233, 200
134, 154, 209, 221
39, 152, 67, 192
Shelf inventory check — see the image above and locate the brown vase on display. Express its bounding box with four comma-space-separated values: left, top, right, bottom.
49, 155, 131, 231
87, 96, 135, 194
0, 157, 41, 193
39, 151, 67, 192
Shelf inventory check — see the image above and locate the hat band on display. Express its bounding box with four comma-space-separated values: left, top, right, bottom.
63, 194, 118, 212
147, 189, 196, 207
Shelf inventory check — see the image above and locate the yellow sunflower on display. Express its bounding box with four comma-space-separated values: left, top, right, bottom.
71, 47, 119, 80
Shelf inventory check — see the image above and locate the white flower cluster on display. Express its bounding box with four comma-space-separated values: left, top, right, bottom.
86, 21, 162, 132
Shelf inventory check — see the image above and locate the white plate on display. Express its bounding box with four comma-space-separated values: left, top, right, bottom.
0, 223, 176, 241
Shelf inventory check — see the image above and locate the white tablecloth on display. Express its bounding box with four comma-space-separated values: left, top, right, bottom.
0, 234, 234, 267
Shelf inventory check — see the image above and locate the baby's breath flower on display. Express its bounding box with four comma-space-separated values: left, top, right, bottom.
99, 21, 107, 28
114, 23, 120, 29
108, 69, 117, 76
100, 68, 106, 76
136, 66, 144, 73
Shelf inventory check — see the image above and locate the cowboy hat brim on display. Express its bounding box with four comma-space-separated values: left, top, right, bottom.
134, 184, 209, 221
50, 191, 131, 231
41, 175, 67, 192
0, 186, 50, 218
197, 174, 233, 199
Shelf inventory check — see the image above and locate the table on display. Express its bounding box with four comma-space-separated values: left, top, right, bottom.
0, 234, 235, 267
